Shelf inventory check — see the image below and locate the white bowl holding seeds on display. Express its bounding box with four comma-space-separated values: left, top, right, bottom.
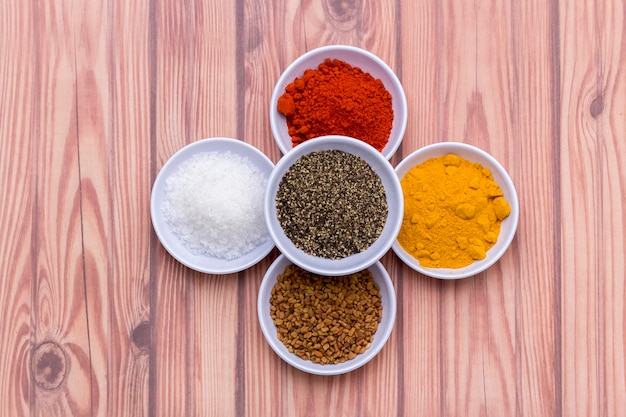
258, 254, 397, 375
264, 135, 404, 276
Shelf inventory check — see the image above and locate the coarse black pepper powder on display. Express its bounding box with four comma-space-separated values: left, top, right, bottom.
275, 150, 388, 259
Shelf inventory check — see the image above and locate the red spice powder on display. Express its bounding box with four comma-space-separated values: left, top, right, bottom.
277, 58, 394, 152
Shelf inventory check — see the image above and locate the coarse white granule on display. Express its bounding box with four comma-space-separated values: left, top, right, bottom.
162, 151, 269, 260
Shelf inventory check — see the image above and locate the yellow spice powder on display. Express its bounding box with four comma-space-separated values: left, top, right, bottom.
397, 154, 511, 268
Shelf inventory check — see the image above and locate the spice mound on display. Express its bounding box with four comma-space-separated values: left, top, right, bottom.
270, 264, 382, 365
397, 154, 512, 268
162, 151, 269, 260
275, 149, 388, 259
277, 58, 394, 152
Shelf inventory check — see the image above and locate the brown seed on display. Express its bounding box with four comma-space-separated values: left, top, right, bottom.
269, 264, 382, 365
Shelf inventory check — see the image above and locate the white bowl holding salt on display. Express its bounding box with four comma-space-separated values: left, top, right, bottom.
163, 151, 268, 259
151, 138, 275, 274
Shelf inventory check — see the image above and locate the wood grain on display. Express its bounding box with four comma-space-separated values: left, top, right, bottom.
510, 2, 560, 416
0, 1, 35, 415
0, 0, 624, 416
106, 2, 153, 416
560, 1, 625, 416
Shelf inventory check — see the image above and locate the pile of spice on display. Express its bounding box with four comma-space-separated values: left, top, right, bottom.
277, 58, 394, 152
275, 150, 388, 259
270, 264, 382, 365
397, 154, 511, 268
162, 151, 269, 260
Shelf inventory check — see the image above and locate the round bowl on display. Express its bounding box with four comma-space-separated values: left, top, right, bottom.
151, 138, 275, 274
269, 45, 407, 160
392, 142, 519, 279
257, 254, 397, 375
264, 135, 403, 276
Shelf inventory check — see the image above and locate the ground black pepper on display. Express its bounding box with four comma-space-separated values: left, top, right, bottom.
275, 150, 388, 259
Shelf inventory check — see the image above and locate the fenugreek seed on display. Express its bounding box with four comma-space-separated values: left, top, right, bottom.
269, 264, 382, 365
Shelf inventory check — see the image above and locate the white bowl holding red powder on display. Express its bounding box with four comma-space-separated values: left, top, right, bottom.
257, 254, 397, 376
392, 142, 520, 279
269, 45, 407, 160
264, 136, 404, 276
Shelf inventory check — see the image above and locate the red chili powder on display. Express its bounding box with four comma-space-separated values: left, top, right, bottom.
277, 58, 394, 152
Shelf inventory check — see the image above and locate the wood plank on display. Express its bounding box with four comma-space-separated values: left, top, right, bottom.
153, 1, 240, 416
428, 1, 516, 416
77, 1, 154, 416
29, 1, 93, 415
599, 2, 626, 416
0, 1, 36, 416
399, 1, 446, 415
73, 0, 112, 412
559, 1, 603, 416
472, 1, 518, 416
508, 1, 560, 416
560, 1, 626, 416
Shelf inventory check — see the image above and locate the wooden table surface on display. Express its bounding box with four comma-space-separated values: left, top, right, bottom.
1, 0, 625, 416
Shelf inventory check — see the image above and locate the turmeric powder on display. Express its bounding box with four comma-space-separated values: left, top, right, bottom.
397, 154, 511, 268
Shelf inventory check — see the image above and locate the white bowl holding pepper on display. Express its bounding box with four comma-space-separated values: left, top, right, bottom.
392, 142, 519, 279
264, 135, 404, 276
258, 254, 397, 375
269, 44, 408, 160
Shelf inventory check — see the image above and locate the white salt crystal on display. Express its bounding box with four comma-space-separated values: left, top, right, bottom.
162, 151, 269, 260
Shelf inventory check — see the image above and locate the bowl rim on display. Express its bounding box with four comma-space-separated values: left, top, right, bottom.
392, 141, 520, 279
150, 137, 275, 274
257, 254, 397, 375
269, 44, 408, 160
264, 135, 404, 276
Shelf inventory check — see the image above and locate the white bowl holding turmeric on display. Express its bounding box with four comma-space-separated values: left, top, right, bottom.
392, 142, 519, 279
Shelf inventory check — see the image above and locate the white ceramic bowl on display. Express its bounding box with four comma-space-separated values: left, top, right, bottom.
257, 254, 397, 375
264, 135, 403, 276
392, 142, 519, 279
151, 138, 275, 274
269, 45, 407, 160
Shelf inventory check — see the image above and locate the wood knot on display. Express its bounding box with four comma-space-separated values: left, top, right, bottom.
324, 0, 360, 30
132, 321, 150, 352
590, 95, 603, 118
32, 341, 67, 390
